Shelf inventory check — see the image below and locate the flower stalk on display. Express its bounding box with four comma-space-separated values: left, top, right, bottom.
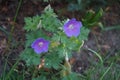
61, 51, 71, 77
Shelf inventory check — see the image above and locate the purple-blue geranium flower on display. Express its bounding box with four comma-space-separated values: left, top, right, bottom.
63, 18, 82, 37
31, 38, 49, 54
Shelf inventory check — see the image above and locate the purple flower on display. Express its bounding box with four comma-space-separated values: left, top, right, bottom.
31, 38, 49, 54
63, 18, 82, 37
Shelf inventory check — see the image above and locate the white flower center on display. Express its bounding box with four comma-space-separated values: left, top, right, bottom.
68, 24, 74, 29
38, 42, 43, 47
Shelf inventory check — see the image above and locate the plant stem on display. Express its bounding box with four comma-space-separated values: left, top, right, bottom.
87, 48, 103, 64
11, 0, 23, 33
5, 58, 20, 80
9, 0, 22, 45
100, 62, 113, 80
3, 54, 10, 80
62, 50, 71, 77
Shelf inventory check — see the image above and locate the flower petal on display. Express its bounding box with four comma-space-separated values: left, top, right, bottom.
63, 18, 82, 37
31, 38, 49, 54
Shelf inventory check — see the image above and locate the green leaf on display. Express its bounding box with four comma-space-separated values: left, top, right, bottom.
82, 9, 103, 28
44, 53, 63, 69
67, 37, 82, 50
32, 75, 47, 80
51, 33, 61, 42
59, 32, 83, 52
78, 27, 90, 40
24, 15, 41, 31
62, 72, 82, 80
20, 48, 41, 66
56, 45, 65, 58
83, 10, 95, 22
40, 5, 62, 32
91, 8, 103, 23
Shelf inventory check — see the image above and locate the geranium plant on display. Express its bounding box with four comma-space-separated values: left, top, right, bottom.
20, 5, 103, 80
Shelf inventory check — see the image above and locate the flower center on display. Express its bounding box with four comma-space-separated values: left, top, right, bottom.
68, 24, 74, 30
38, 42, 43, 47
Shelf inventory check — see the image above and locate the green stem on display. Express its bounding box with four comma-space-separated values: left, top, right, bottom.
65, 51, 69, 62
3, 54, 10, 80
87, 48, 103, 64
103, 25, 120, 31
11, 0, 23, 33
8, 0, 23, 46
100, 62, 113, 80
5, 58, 20, 80
62, 50, 71, 77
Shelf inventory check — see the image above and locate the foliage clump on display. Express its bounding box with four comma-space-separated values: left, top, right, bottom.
20, 5, 102, 80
